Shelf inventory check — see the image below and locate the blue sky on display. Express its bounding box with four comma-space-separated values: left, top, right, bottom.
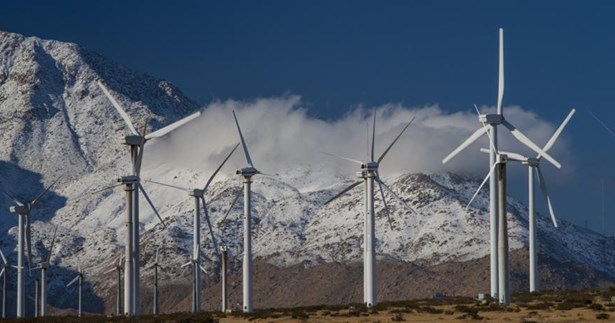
2, 1, 615, 233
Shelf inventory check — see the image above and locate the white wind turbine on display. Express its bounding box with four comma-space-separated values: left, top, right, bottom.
441, 28, 561, 301
232, 110, 266, 313
146, 248, 164, 315
96, 80, 200, 316
103, 255, 124, 316
0, 249, 8, 318
475, 108, 575, 292
1, 176, 62, 318
146, 143, 238, 313
322, 111, 416, 308
66, 265, 84, 317
33, 225, 58, 317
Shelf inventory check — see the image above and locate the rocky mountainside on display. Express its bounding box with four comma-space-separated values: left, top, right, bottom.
0, 30, 614, 316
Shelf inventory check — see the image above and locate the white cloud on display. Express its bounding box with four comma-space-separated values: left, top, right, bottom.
145, 96, 575, 188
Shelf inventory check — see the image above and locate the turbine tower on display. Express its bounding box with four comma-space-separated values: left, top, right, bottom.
67, 265, 84, 317
146, 143, 238, 312
442, 28, 561, 301
220, 245, 228, 313
34, 225, 58, 317
97, 81, 199, 315
1, 176, 62, 318
232, 110, 265, 313
323, 111, 416, 307
0, 249, 9, 318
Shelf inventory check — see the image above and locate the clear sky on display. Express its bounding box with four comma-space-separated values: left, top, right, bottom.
2, 1, 615, 233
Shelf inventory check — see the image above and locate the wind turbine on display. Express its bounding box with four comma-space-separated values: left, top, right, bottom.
145, 143, 238, 313
66, 265, 83, 317
441, 28, 561, 301
1, 176, 62, 318
0, 249, 9, 318
477, 108, 575, 292
146, 248, 164, 315
104, 255, 124, 316
33, 225, 58, 317
322, 111, 416, 308
96, 80, 200, 316
232, 110, 266, 313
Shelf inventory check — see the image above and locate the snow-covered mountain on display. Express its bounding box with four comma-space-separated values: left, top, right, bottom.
0, 30, 613, 315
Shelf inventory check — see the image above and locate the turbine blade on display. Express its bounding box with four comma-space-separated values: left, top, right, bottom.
203, 143, 240, 192
466, 161, 499, 210
442, 126, 489, 164
232, 110, 254, 168
138, 183, 167, 228
46, 225, 58, 264
324, 181, 363, 205
497, 28, 504, 115
199, 264, 208, 274
502, 120, 561, 169
374, 177, 417, 215
0, 190, 23, 206
0, 249, 7, 265
141, 115, 151, 137
143, 179, 190, 192
540, 108, 575, 155
588, 110, 615, 138
220, 189, 242, 224
375, 177, 394, 230
202, 197, 220, 256
155, 248, 159, 264
103, 267, 117, 275
377, 117, 415, 164
181, 261, 192, 268
25, 214, 33, 272
96, 80, 140, 136
318, 151, 363, 165
535, 166, 558, 227
31, 175, 63, 207
371, 109, 376, 161
144, 111, 201, 139
66, 275, 79, 287
0, 268, 5, 278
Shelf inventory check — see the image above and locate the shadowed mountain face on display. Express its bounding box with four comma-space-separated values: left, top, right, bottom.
1, 30, 614, 316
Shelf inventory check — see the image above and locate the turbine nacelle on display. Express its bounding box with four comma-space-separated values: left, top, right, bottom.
123, 135, 146, 146
523, 158, 540, 167
361, 162, 379, 171
190, 189, 205, 198
236, 167, 258, 177
9, 205, 28, 214
117, 175, 139, 184
479, 114, 503, 125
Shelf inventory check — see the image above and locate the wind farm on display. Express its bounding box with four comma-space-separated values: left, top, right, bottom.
2, 2, 615, 322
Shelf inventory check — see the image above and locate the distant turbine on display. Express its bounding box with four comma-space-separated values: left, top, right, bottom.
220, 245, 228, 313
66, 265, 84, 317
322, 111, 416, 307
33, 225, 58, 317
104, 255, 124, 316
146, 143, 238, 312
231, 110, 266, 313
96, 80, 199, 316
146, 248, 164, 315
442, 28, 561, 303
1, 176, 62, 318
